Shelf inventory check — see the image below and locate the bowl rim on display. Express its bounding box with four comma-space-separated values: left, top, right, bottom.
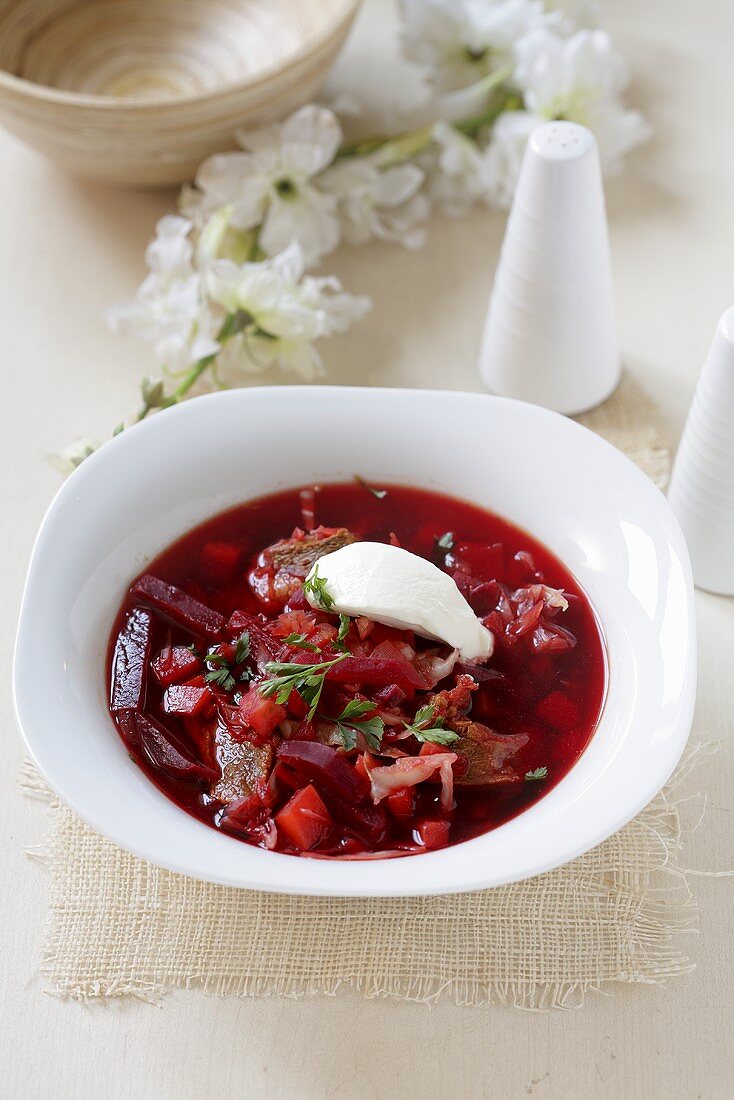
13, 385, 697, 895
0, 0, 361, 110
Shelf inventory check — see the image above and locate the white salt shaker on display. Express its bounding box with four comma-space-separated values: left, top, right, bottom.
479, 121, 620, 415
668, 306, 734, 595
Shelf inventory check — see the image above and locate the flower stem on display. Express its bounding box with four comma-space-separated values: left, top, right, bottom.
170, 353, 217, 402
454, 92, 522, 138
335, 87, 518, 166
128, 309, 252, 428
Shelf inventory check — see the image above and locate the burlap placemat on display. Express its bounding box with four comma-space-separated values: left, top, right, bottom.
23, 375, 700, 1008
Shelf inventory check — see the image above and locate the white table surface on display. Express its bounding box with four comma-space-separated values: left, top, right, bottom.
2, 1, 733, 1097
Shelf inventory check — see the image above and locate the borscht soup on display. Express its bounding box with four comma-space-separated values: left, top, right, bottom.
107, 482, 606, 859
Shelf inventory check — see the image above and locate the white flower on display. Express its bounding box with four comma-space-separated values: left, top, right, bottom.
318, 159, 429, 249
194, 105, 342, 265
544, 0, 601, 34
400, 0, 554, 92
106, 216, 221, 369
207, 242, 370, 380
482, 110, 542, 207
426, 120, 495, 216
514, 29, 651, 171
144, 213, 194, 277
50, 437, 101, 474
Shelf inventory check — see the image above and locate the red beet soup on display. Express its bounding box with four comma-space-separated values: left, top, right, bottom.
107, 482, 606, 859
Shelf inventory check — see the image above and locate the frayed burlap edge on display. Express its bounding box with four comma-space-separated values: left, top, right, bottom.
20, 742, 713, 1009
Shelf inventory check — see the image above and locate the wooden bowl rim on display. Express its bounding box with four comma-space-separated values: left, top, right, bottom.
0, 0, 360, 111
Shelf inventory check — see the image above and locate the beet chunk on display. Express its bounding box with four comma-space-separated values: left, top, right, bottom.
276, 741, 369, 804
110, 607, 152, 713
130, 712, 219, 782
131, 574, 225, 639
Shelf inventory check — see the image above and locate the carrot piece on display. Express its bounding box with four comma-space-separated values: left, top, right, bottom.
237, 688, 287, 742
415, 819, 451, 850
152, 645, 202, 686
387, 788, 416, 819
163, 684, 211, 717
275, 784, 333, 851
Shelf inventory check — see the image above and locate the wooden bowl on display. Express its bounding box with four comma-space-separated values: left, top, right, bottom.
0, 0, 361, 187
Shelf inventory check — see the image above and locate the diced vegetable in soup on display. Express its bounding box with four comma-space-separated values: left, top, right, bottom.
107, 483, 606, 858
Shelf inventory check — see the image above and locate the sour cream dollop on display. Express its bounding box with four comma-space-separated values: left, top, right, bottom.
304, 542, 493, 661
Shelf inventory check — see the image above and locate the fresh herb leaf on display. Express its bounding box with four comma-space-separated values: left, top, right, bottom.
204, 650, 229, 668
258, 652, 349, 719
413, 726, 460, 746
205, 666, 236, 692
282, 632, 319, 652
355, 474, 387, 499
303, 565, 334, 611
201, 632, 251, 693
525, 766, 548, 781
329, 699, 384, 752
403, 703, 460, 745
435, 531, 455, 552
234, 631, 251, 665
336, 613, 351, 651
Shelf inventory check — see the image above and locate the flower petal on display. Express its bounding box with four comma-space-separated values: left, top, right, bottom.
279, 105, 342, 176
373, 163, 425, 207
259, 186, 340, 265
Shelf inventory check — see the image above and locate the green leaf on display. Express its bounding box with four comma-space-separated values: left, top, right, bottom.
205, 666, 236, 692
336, 723, 358, 751
303, 565, 335, 611
258, 652, 349, 720
201, 633, 251, 694
282, 632, 319, 651
339, 698, 378, 721
435, 531, 455, 551
330, 699, 384, 752
234, 631, 251, 664
336, 613, 351, 651
413, 726, 460, 745
525, 766, 548, 782
403, 703, 460, 745
412, 704, 438, 727
204, 650, 229, 668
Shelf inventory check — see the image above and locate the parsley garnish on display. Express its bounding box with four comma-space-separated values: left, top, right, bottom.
202, 631, 251, 693
303, 565, 334, 611
403, 703, 459, 745
205, 665, 237, 691
283, 632, 319, 652
257, 652, 349, 719
336, 613, 351, 651
355, 474, 387, 499
234, 631, 251, 664
525, 766, 548, 781
435, 531, 455, 552
329, 699, 384, 752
